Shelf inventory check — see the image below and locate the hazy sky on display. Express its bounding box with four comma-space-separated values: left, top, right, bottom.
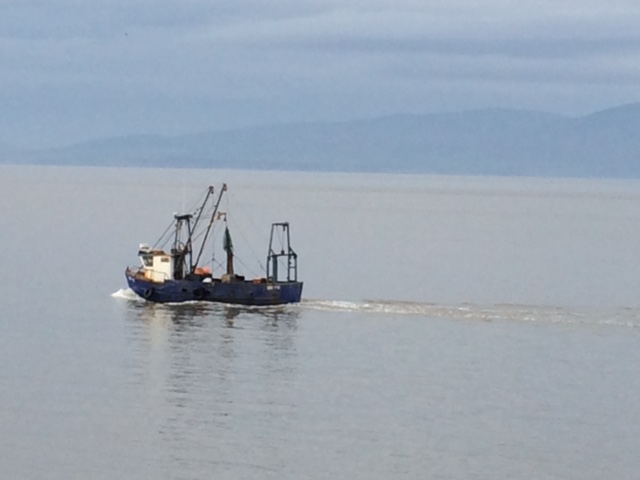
2, 0, 640, 148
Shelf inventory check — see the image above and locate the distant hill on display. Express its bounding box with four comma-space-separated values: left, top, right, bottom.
4, 103, 640, 177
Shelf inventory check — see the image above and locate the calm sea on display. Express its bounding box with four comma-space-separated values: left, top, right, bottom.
1, 164, 640, 479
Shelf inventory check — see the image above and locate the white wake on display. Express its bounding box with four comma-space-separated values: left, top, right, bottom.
111, 288, 143, 301
301, 299, 640, 328
111, 290, 640, 328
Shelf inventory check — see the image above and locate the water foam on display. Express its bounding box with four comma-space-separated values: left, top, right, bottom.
111, 288, 143, 301
301, 299, 640, 328
111, 292, 640, 328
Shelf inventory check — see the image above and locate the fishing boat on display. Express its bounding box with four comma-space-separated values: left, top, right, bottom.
125, 184, 303, 305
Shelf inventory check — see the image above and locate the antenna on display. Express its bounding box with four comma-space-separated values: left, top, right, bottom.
181, 176, 187, 213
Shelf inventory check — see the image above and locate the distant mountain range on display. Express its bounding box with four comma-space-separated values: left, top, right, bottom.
2, 103, 640, 177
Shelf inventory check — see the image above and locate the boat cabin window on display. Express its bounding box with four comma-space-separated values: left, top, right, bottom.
141, 254, 153, 267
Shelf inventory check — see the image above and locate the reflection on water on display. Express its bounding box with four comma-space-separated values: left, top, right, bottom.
118, 299, 301, 476
125, 300, 301, 329
115, 288, 640, 329
122, 299, 301, 378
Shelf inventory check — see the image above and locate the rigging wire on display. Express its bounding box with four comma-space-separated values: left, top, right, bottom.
147, 185, 276, 280
152, 222, 174, 250
233, 254, 260, 279
152, 186, 213, 250
219, 207, 261, 278
226, 189, 267, 272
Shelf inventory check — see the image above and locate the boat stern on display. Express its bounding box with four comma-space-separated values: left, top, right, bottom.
277, 281, 304, 304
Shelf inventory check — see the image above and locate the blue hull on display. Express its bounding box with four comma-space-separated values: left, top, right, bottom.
125, 270, 303, 305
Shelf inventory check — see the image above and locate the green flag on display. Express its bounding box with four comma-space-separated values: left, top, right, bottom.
223, 226, 233, 252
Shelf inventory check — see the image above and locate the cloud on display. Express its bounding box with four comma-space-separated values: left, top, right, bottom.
1, 0, 640, 147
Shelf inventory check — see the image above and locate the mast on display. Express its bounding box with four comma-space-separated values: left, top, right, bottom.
192, 183, 227, 270
267, 222, 298, 282
170, 186, 215, 278
190, 186, 214, 242
186, 185, 214, 272
171, 213, 193, 280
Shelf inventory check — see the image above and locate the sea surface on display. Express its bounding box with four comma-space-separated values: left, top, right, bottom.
1, 164, 640, 479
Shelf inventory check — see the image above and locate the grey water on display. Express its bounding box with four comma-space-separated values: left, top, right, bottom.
1, 164, 640, 479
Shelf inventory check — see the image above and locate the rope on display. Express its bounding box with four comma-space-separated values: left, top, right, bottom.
148, 186, 274, 280
226, 189, 267, 271
233, 253, 261, 278
152, 186, 213, 250
152, 221, 174, 250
